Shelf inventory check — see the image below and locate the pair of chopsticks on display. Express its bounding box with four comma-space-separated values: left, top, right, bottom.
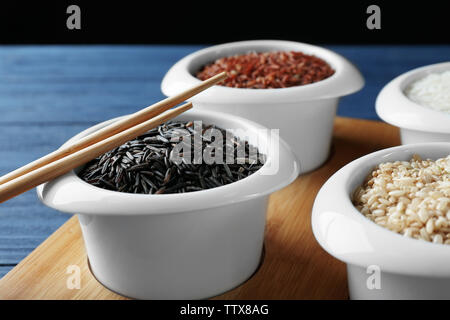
0, 72, 227, 203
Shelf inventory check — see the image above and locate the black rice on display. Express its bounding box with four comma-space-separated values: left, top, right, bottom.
78, 120, 265, 194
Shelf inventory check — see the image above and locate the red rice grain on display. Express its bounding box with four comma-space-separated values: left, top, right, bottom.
196, 51, 335, 89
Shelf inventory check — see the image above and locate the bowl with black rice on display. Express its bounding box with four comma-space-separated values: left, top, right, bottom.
37, 109, 299, 299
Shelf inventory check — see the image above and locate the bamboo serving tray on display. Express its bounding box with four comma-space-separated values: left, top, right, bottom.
0, 117, 400, 300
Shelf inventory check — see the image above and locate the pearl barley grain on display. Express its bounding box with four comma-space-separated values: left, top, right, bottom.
353, 155, 450, 244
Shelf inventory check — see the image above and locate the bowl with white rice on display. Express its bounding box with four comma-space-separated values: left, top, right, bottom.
376, 62, 450, 144
312, 142, 450, 299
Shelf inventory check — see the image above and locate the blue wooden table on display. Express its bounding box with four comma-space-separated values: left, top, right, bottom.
0, 45, 449, 278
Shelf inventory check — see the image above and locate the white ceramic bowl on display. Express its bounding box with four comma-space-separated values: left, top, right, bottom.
312, 142, 450, 300
161, 40, 364, 173
37, 109, 299, 300
376, 62, 450, 144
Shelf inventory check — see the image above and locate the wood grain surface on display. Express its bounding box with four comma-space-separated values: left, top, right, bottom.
0, 117, 400, 300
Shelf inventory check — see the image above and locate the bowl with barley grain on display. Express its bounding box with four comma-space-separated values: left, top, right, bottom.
312, 142, 450, 300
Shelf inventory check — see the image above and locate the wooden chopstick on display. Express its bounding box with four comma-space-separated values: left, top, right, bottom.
0, 102, 193, 203
0, 72, 226, 186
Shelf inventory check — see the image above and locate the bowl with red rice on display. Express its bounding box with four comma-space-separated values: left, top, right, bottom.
161, 40, 364, 173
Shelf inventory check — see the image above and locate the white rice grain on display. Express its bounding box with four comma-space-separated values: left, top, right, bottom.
405, 71, 450, 113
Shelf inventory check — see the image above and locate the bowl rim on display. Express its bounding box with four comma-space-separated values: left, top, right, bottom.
37, 109, 300, 216
161, 40, 364, 103
376, 61, 450, 134
311, 142, 450, 277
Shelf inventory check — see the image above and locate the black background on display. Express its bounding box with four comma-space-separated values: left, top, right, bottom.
1, 0, 449, 45
0, 300, 448, 317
